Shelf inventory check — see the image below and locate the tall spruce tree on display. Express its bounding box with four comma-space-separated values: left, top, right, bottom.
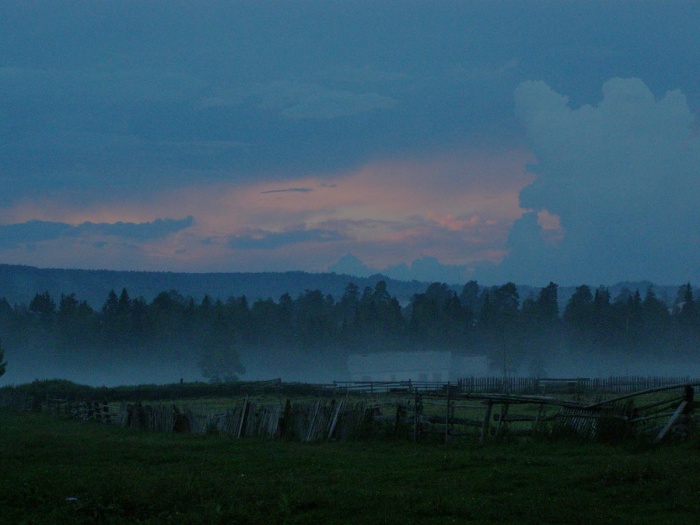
0, 338, 6, 378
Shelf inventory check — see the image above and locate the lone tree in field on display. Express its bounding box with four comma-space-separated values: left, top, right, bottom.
199, 343, 245, 383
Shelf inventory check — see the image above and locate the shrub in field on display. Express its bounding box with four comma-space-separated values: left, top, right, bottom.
595, 400, 637, 444
0, 379, 100, 401
595, 412, 635, 444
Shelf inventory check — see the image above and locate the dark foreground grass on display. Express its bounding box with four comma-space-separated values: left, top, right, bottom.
2, 409, 700, 524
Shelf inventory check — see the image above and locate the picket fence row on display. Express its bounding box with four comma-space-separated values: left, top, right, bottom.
111, 398, 395, 441
331, 376, 699, 396
5, 382, 700, 442
2, 377, 697, 444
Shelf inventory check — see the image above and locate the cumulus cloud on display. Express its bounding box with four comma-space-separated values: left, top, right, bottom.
228, 227, 349, 250
0, 221, 74, 247
323, 65, 408, 85
78, 216, 195, 240
272, 84, 398, 120
200, 81, 399, 120
260, 187, 313, 194
327, 253, 373, 277
493, 78, 700, 285
0, 216, 194, 248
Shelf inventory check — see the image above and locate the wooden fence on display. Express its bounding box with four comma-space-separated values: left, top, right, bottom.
52, 386, 700, 444
109, 398, 383, 441
2, 377, 698, 444
412, 381, 700, 444
332, 375, 699, 396
458, 375, 699, 395
47, 399, 113, 423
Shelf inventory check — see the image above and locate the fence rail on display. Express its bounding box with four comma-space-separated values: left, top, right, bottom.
2, 376, 699, 444
328, 376, 699, 396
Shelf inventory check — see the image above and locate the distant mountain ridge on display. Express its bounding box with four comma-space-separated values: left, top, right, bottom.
0, 264, 436, 308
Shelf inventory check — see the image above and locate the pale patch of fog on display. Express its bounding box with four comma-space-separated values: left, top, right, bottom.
4, 350, 700, 389
1, 345, 348, 387
2, 353, 203, 387
236, 346, 348, 384
4, 336, 700, 388
536, 353, 700, 380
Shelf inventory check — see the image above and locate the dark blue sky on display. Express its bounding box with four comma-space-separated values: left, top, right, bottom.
1, 1, 699, 285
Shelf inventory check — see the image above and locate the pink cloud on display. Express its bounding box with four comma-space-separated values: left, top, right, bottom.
426, 212, 482, 231
0, 145, 534, 273
537, 209, 564, 246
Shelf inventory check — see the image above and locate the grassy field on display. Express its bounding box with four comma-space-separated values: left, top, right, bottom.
2, 409, 700, 524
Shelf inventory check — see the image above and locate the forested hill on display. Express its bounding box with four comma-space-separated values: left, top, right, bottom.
0, 264, 681, 310
0, 264, 436, 307
0, 264, 695, 385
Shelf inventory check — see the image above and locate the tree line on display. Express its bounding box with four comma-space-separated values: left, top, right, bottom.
0, 280, 698, 381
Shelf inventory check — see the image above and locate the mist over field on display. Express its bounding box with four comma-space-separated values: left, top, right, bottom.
1, 268, 699, 387
5, 335, 700, 388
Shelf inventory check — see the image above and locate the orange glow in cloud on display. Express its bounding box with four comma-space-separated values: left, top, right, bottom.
426, 212, 481, 231
0, 145, 536, 272
537, 209, 561, 230
537, 209, 565, 245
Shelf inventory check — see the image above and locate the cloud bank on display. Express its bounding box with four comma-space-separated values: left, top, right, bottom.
489, 78, 700, 285
228, 227, 349, 250
0, 217, 194, 249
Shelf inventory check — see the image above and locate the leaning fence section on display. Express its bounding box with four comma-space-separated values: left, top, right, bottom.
411, 382, 698, 444
115, 398, 378, 441
2, 377, 699, 444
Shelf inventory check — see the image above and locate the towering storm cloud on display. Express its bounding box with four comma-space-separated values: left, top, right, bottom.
493, 78, 700, 285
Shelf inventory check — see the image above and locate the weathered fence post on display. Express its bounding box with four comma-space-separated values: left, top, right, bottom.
237, 396, 249, 438
496, 402, 509, 438
306, 400, 321, 442
393, 403, 404, 437
480, 400, 493, 444
532, 404, 545, 435
327, 399, 344, 440
414, 392, 422, 442
654, 401, 688, 443
444, 383, 452, 444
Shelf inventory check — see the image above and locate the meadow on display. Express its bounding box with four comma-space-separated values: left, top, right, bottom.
2, 408, 700, 524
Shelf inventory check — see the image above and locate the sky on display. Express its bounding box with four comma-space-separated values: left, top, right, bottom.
1, 1, 700, 287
